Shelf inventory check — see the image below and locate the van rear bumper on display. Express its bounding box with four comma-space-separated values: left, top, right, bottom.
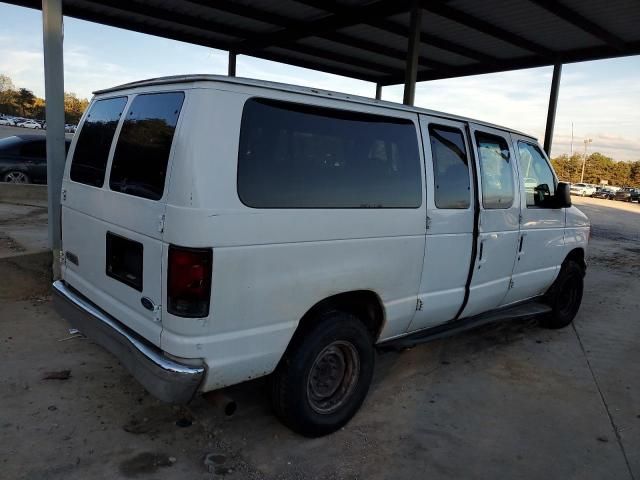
52, 280, 204, 404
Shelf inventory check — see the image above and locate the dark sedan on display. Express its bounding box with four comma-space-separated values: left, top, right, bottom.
0, 135, 70, 184
591, 187, 616, 199
614, 187, 640, 202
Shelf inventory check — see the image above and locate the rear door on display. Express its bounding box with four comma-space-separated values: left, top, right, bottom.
61, 91, 185, 346
409, 116, 475, 331
461, 124, 521, 318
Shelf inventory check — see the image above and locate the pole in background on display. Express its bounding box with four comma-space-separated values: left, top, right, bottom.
375, 83, 382, 100
42, 0, 66, 279
403, 0, 422, 106
543, 63, 562, 156
228, 51, 236, 77
570, 122, 574, 156
580, 138, 592, 183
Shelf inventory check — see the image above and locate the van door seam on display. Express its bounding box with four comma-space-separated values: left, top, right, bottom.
452, 123, 481, 321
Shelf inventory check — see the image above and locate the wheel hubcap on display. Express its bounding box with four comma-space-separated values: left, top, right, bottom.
4, 172, 28, 183
307, 341, 360, 414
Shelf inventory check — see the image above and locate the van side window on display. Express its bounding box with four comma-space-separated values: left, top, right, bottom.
110, 92, 184, 200
474, 132, 514, 209
517, 142, 556, 208
238, 98, 422, 208
428, 125, 470, 209
70, 97, 127, 187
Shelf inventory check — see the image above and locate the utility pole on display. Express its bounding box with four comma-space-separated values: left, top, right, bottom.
570, 122, 574, 156
580, 138, 592, 183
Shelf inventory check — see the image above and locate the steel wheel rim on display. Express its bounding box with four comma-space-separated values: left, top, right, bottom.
4, 172, 28, 183
307, 340, 360, 414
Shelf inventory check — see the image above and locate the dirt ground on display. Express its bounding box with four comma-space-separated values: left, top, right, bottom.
1, 196, 639, 480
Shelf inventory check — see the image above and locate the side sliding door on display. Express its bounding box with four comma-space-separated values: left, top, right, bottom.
461, 124, 521, 318
408, 116, 475, 331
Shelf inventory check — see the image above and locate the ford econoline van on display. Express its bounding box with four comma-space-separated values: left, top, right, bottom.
53, 75, 589, 437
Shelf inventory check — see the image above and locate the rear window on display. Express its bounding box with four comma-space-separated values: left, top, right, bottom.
70, 97, 127, 187
475, 131, 515, 209
428, 125, 470, 209
238, 98, 422, 208
109, 92, 184, 200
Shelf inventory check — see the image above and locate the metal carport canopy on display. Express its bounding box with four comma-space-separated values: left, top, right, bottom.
4, 0, 640, 278
8, 0, 640, 85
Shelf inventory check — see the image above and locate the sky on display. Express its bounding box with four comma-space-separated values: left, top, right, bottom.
1, 3, 639, 161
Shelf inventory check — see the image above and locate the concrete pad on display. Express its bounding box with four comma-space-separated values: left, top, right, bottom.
0, 202, 48, 258
0, 196, 637, 480
0, 183, 47, 207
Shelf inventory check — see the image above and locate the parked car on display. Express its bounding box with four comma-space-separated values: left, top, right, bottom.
65, 124, 77, 133
614, 187, 640, 202
18, 119, 42, 129
53, 75, 589, 437
0, 134, 70, 183
592, 187, 616, 199
569, 183, 596, 196
0, 117, 16, 126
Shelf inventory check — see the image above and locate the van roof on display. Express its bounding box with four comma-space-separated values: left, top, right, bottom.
94, 74, 536, 140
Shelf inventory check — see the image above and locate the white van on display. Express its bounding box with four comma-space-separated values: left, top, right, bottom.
53, 75, 589, 437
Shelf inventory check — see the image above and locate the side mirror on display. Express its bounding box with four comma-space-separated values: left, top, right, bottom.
554, 182, 572, 208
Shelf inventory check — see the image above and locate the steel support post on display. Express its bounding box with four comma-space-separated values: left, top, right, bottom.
403, 1, 422, 106
543, 63, 562, 156
42, 0, 65, 279
228, 51, 237, 77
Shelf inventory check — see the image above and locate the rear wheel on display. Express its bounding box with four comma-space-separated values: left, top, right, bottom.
3, 171, 30, 184
541, 260, 584, 329
270, 310, 375, 437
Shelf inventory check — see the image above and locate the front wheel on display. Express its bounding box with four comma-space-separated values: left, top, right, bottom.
270, 310, 375, 437
3, 171, 30, 184
541, 260, 584, 329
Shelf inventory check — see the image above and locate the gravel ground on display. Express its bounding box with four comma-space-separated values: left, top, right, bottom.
0, 196, 638, 480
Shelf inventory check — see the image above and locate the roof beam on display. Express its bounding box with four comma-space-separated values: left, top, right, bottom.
380, 40, 640, 85
371, 19, 499, 65
189, 0, 447, 70
235, 0, 413, 53
84, 0, 247, 39
82, 0, 396, 79
330, 32, 448, 70
272, 43, 404, 77
421, 1, 555, 58
185, 0, 293, 29
296, 0, 494, 64
61, 2, 383, 83
528, 0, 626, 51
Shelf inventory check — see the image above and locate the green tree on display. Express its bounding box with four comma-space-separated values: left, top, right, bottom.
0, 74, 17, 115
63, 92, 89, 124
17, 87, 36, 116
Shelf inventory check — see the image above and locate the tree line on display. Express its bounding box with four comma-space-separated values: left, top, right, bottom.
0, 73, 89, 124
551, 152, 640, 188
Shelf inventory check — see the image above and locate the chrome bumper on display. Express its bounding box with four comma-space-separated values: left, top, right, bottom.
52, 280, 204, 404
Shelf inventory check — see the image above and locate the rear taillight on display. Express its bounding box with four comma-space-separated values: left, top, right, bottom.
167, 245, 212, 318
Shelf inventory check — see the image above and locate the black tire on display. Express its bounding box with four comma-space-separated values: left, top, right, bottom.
541, 260, 584, 329
270, 310, 375, 437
